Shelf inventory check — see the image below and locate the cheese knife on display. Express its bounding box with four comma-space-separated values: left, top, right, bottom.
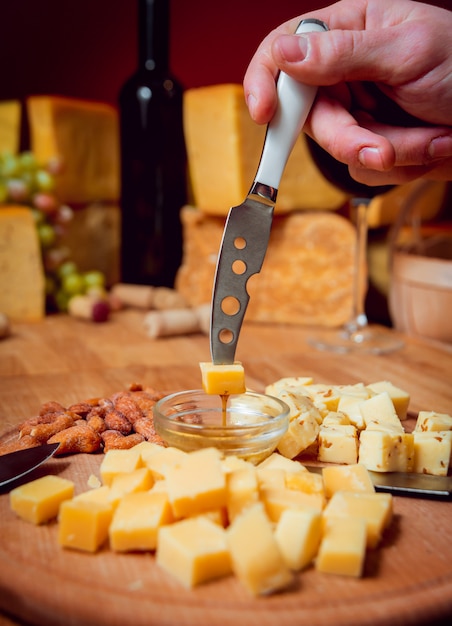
0, 442, 60, 489
210, 18, 329, 364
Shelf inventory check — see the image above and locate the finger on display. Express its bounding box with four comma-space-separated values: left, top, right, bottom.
348, 162, 452, 186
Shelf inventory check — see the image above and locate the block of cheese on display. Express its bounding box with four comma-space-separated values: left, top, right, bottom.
323, 491, 393, 549
359, 392, 404, 432
318, 425, 359, 465
257, 452, 308, 474
157, 516, 232, 588
337, 395, 366, 430
274, 508, 322, 571
142, 446, 188, 481
413, 431, 451, 476
10, 475, 74, 524
316, 516, 367, 577
226, 503, 293, 595
366, 381, 410, 421
277, 410, 320, 459
359, 428, 414, 473
199, 361, 246, 395
99, 447, 142, 486
226, 468, 259, 522
285, 470, 325, 498
58, 499, 114, 553
176, 207, 356, 327
0, 100, 21, 154
109, 491, 174, 552
165, 447, 227, 517
109, 467, 154, 498
322, 464, 375, 499
414, 411, 452, 433
0, 206, 45, 321
183, 84, 348, 215
260, 487, 324, 522
27, 95, 119, 204
74, 485, 121, 510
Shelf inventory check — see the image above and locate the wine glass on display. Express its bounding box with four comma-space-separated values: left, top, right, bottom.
305, 139, 404, 354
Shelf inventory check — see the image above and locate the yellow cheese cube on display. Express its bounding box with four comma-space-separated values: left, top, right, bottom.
165, 447, 227, 517
226, 468, 259, 522
322, 464, 375, 499
58, 499, 113, 553
226, 503, 293, 595
260, 487, 324, 523
99, 447, 143, 486
323, 491, 393, 548
366, 381, 410, 420
336, 395, 366, 430
109, 467, 154, 498
322, 411, 351, 427
413, 431, 451, 476
10, 475, 74, 525
359, 392, 404, 432
318, 425, 359, 464
274, 508, 322, 571
359, 429, 414, 473
316, 516, 367, 577
27, 95, 119, 204
306, 384, 342, 412
414, 411, 452, 433
132, 440, 165, 464
256, 468, 286, 490
183, 84, 347, 215
199, 361, 246, 395
156, 516, 232, 588
0, 100, 21, 154
221, 455, 254, 473
109, 491, 174, 552
257, 453, 307, 474
265, 377, 314, 396
143, 446, 188, 480
74, 485, 122, 510
277, 410, 320, 459
285, 470, 325, 499
0, 207, 45, 321
273, 389, 318, 420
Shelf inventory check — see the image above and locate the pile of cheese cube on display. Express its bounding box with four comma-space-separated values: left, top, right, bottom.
11, 443, 393, 595
265, 377, 452, 476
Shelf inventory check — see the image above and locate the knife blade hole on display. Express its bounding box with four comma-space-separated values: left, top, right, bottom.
234, 237, 246, 250
218, 328, 234, 344
221, 296, 240, 316
232, 260, 246, 275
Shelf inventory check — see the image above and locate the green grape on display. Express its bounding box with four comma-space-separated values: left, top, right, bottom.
0, 180, 8, 203
57, 260, 78, 280
55, 289, 70, 312
37, 222, 57, 248
83, 270, 106, 289
35, 169, 55, 192
19, 151, 38, 172
30, 208, 45, 225
62, 272, 85, 296
0, 153, 19, 177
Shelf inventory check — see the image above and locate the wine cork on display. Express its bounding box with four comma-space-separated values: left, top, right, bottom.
143, 304, 210, 338
152, 287, 187, 310
110, 283, 156, 308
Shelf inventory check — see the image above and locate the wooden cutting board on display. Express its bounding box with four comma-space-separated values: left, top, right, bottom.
1, 428, 451, 626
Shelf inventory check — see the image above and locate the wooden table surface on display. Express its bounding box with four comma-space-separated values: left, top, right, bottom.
0, 311, 451, 626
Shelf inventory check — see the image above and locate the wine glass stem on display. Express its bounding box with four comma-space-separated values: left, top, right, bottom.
345, 198, 370, 335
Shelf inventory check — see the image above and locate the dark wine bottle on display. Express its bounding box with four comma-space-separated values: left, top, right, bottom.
119, 0, 186, 287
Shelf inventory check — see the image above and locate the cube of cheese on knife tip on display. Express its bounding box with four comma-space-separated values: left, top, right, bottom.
199, 361, 246, 395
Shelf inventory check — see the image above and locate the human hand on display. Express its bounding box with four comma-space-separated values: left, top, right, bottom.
243, 0, 452, 185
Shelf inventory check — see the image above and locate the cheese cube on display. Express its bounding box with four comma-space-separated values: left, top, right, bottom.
99, 447, 143, 486
322, 411, 351, 427
306, 384, 342, 412
260, 487, 324, 522
58, 499, 114, 552
366, 381, 410, 420
143, 446, 187, 480
0, 100, 21, 153
257, 452, 307, 474
156, 517, 231, 588
165, 447, 227, 517
0, 207, 45, 321
133, 440, 165, 464
413, 431, 451, 476
285, 470, 325, 499
199, 361, 246, 395
316, 516, 367, 577
359, 429, 414, 473
318, 425, 358, 464
226, 503, 293, 595
74, 485, 121, 510
109, 467, 154, 498
27, 95, 119, 204
323, 491, 393, 548
359, 392, 404, 432
414, 411, 452, 433
109, 491, 174, 552
226, 468, 259, 522
256, 468, 286, 490
336, 395, 366, 429
275, 508, 322, 571
221, 455, 254, 473
275, 390, 319, 420
322, 464, 375, 499
265, 377, 314, 396
10, 475, 74, 524
277, 410, 320, 459
183, 84, 347, 215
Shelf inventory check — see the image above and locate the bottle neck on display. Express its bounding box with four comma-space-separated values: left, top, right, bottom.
138, 0, 170, 72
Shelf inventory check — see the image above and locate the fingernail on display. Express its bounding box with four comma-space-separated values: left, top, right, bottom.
358, 147, 385, 171
275, 34, 308, 62
246, 92, 258, 120
428, 135, 452, 160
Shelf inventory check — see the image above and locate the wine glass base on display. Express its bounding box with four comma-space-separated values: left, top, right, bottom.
307, 325, 404, 355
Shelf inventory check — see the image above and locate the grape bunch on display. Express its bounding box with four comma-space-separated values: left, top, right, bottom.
0, 151, 108, 318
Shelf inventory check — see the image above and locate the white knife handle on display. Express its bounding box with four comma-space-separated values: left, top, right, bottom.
254, 19, 328, 191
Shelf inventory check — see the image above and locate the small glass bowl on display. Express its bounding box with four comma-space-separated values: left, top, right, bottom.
153, 390, 290, 464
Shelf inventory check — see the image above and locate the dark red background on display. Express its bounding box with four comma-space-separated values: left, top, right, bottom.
1, 0, 450, 108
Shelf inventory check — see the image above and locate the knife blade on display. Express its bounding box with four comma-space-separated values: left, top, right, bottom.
0, 442, 60, 488
210, 18, 328, 365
